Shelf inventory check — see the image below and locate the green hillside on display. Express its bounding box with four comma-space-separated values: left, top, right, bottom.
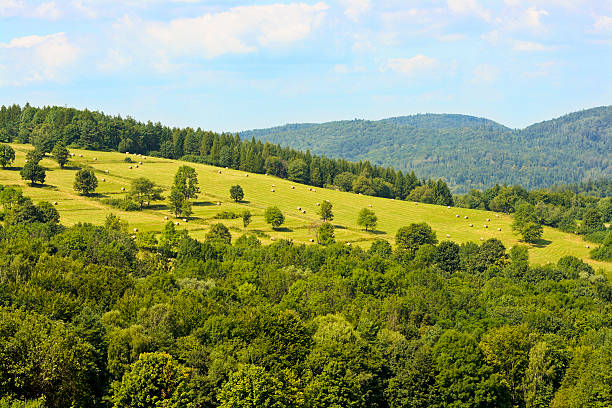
1, 143, 609, 274
240, 107, 612, 192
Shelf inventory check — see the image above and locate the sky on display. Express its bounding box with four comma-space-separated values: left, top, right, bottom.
0, 0, 611, 131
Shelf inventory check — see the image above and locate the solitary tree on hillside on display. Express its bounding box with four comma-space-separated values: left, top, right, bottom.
129, 177, 163, 209
242, 211, 252, 230
74, 168, 98, 195
0, 144, 15, 168
317, 222, 335, 245
396, 223, 438, 257
169, 166, 199, 217
20, 162, 46, 185
265, 206, 285, 229
357, 208, 377, 231
512, 203, 543, 243
230, 185, 244, 202
51, 143, 69, 168
319, 200, 333, 221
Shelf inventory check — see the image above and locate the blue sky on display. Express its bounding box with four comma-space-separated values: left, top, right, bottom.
1, 0, 611, 131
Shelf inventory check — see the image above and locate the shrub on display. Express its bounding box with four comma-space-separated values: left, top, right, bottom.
102, 198, 140, 211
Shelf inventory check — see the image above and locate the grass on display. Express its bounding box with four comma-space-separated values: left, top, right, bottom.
1, 143, 611, 275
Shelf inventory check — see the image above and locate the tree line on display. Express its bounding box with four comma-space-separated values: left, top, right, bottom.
0, 185, 610, 407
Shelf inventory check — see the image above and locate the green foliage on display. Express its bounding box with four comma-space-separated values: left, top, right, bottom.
19, 162, 45, 185
73, 168, 97, 195
265, 206, 285, 229
112, 352, 194, 408
25, 150, 43, 165
102, 198, 140, 211
51, 143, 69, 168
512, 203, 543, 243
170, 166, 199, 217
206, 223, 231, 244
357, 208, 377, 231
288, 158, 308, 184
319, 200, 333, 221
242, 211, 252, 230
129, 177, 163, 209
0, 144, 15, 168
317, 222, 335, 246
591, 231, 612, 261
229, 184, 244, 202
395, 223, 438, 257
30, 124, 56, 154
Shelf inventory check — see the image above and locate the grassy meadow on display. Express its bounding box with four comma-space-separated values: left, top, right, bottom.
1, 143, 610, 274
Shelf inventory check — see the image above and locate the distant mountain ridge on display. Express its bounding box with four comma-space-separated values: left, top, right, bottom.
239, 107, 611, 193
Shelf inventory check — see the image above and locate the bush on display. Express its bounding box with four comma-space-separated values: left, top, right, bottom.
102, 198, 140, 211
124, 157, 132, 163
265, 206, 285, 229
230, 185, 244, 202
215, 210, 240, 219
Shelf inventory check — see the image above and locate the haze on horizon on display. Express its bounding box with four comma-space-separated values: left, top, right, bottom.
1, 0, 611, 132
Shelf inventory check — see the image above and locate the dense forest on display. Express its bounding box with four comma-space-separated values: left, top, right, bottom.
240, 107, 612, 192
0, 185, 611, 407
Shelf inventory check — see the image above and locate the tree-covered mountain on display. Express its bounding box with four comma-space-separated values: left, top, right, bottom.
240, 107, 612, 193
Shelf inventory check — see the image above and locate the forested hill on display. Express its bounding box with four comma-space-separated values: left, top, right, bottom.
240, 107, 612, 193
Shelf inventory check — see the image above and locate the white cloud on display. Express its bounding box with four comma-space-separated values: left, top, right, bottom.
0, 0, 23, 15
447, 0, 491, 22
33, 1, 61, 19
522, 6, 548, 28
109, 2, 329, 65
339, 0, 371, 21
593, 15, 612, 33
472, 63, 498, 82
512, 40, 551, 51
382, 55, 439, 75
0, 32, 78, 85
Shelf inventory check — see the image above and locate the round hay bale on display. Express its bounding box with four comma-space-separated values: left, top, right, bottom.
313, 189, 316, 192
297, 207, 301, 210
346, 242, 351, 246
126, 152, 129, 154
94, 157, 97, 161
105, 170, 109, 173
265, 173, 268, 176
131, 235, 136, 239
183, 218, 187, 222
102, 178, 105, 182
456, 214, 459, 218
446, 234, 450, 238
175, 222, 180, 226
79, 154, 83, 157
291, 186, 295, 189
302, 210, 306, 214
245, 174, 248, 177
53, 201, 58, 205
139, 161, 142, 165
480, 237, 484, 241
271, 189, 275, 192
486, 218, 490, 221
121, 187, 125, 191
316, 202, 320, 206
225, 166, 229, 170
447, 206, 451, 209
164, 216, 169, 220
135, 165, 138, 168
469, 223, 473, 227
133, 228, 138, 232
484, 225, 488, 228
217, 202, 222, 206
309, 238, 314, 242
497, 228, 501, 231
368, 204, 372, 207
129, 166, 132, 169
270, 237, 275, 241
586, 245, 590, 249
464, 216, 468, 219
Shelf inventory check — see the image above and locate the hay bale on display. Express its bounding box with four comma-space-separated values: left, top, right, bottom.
121, 187, 125, 191
53, 201, 58, 205
135, 165, 139, 168
133, 228, 138, 232
484, 225, 488, 228
183, 218, 187, 222
368, 204, 372, 207
164, 216, 169, 220
586, 245, 590, 249
309, 238, 314, 242
217, 202, 222, 206
175, 222, 180, 226
271, 189, 275, 192
225, 166, 229, 170
302, 210, 306, 214
93, 157, 97, 161
346, 242, 351, 246
486, 218, 490, 222
102, 178, 105, 182
469, 223, 473, 227
480, 237, 484, 241
270, 237, 275, 241
316, 202, 320, 206
313, 189, 316, 192
129, 166, 132, 169
245, 174, 248, 177
291, 186, 295, 189
139, 161, 142, 165
447, 206, 451, 209
464, 216, 468, 219
297, 207, 301, 210
497, 228, 501, 231
126, 152, 129, 154
446, 234, 450, 238
456, 214, 459, 218
105, 170, 109, 173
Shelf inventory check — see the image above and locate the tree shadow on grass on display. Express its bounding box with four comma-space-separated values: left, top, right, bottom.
193, 201, 217, 207
1, 166, 21, 171
531, 239, 553, 248
364, 229, 386, 235
272, 227, 293, 232
63, 165, 82, 171
334, 225, 347, 230
146, 204, 169, 211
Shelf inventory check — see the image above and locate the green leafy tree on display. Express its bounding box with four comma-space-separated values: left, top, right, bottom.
206, 223, 232, 244
20, 162, 46, 185
129, 177, 163, 209
112, 352, 194, 408
25, 150, 43, 165
357, 208, 377, 231
580, 207, 605, 234
522, 222, 543, 243
51, 143, 69, 168
169, 187, 192, 217
319, 200, 333, 221
230, 185, 244, 202
73, 168, 98, 195
169, 166, 199, 217
36, 201, 60, 223
242, 210, 252, 230
0, 144, 15, 168
30, 124, 56, 154
288, 158, 308, 184
512, 203, 543, 243
317, 222, 335, 245
265, 206, 285, 229
434, 241, 461, 273
395, 223, 438, 257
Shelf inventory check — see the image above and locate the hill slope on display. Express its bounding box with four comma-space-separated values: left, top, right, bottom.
240, 107, 612, 192
1, 143, 609, 273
